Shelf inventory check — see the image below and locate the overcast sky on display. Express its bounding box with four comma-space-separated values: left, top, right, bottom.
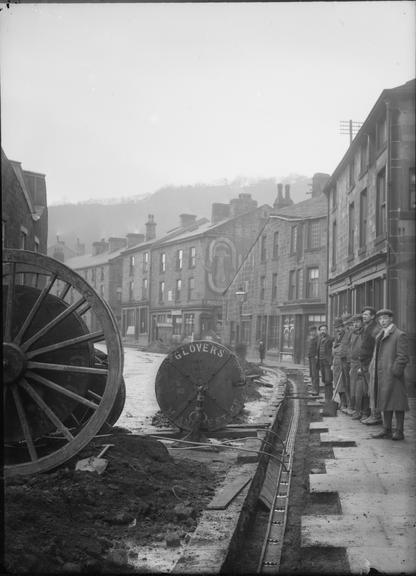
1, 2, 414, 205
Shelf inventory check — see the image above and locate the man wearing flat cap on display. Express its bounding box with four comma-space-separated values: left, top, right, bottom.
370, 309, 409, 440
359, 305, 382, 425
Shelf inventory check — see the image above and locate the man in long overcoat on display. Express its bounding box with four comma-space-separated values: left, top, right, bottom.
307, 326, 319, 395
370, 309, 409, 441
359, 305, 382, 425
317, 324, 334, 403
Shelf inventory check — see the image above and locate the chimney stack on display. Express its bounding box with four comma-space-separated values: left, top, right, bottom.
285, 184, 291, 200
92, 239, 109, 256
126, 233, 145, 248
229, 193, 257, 218
179, 214, 197, 228
311, 173, 331, 197
211, 203, 231, 224
145, 214, 156, 241
277, 183, 283, 201
108, 237, 127, 252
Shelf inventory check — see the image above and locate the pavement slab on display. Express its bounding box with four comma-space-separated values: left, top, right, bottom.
302, 396, 416, 574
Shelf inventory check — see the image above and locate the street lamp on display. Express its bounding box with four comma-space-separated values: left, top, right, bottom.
235, 287, 247, 343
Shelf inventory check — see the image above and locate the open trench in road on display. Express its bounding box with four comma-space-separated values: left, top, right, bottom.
229, 368, 350, 575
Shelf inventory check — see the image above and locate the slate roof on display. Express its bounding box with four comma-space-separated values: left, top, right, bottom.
270, 193, 327, 220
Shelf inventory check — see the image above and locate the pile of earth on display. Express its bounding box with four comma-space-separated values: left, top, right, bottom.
4, 432, 223, 574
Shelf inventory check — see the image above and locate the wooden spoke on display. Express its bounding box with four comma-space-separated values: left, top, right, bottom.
77, 303, 91, 316
19, 378, 74, 441
20, 296, 87, 351
59, 282, 71, 300
4, 261, 16, 342
14, 274, 58, 345
11, 384, 38, 461
70, 412, 81, 426
26, 370, 100, 410
87, 389, 102, 401
27, 361, 108, 375
26, 330, 105, 359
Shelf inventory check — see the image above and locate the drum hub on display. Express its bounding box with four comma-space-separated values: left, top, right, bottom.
3, 343, 27, 385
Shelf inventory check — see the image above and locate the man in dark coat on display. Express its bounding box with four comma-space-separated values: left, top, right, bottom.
317, 324, 334, 403
307, 326, 319, 395
359, 306, 382, 425
348, 314, 366, 419
370, 309, 409, 441
258, 340, 265, 364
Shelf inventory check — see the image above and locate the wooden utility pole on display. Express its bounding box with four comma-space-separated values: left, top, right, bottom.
340, 120, 363, 144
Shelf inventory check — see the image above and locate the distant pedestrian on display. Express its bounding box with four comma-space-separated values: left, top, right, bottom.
258, 340, 265, 364
370, 309, 409, 441
317, 324, 334, 403
359, 306, 382, 425
307, 326, 320, 395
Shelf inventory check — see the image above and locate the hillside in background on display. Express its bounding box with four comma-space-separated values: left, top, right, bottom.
47, 175, 311, 252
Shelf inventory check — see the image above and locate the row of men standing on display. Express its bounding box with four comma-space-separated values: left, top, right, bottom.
307, 306, 410, 440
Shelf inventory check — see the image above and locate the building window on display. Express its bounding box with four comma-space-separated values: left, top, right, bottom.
409, 167, 416, 210
288, 270, 296, 300
142, 278, 148, 299
189, 247, 196, 268
290, 225, 297, 255
159, 281, 165, 303
260, 276, 266, 300
91, 268, 96, 283
142, 252, 149, 273
129, 255, 135, 276
128, 280, 134, 301
332, 220, 337, 269
272, 273, 278, 301
348, 202, 355, 256
359, 189, 368, 248
376, 168, 386, 237
34, 237, 40, 252
376, 114, 387, 150
188, 277, 195, 300
272, 231, 279, 258
307, 220, 321, 249
184, 313, 195, 337
100, 266, 105, 281
176, 249, 183, 270
306, 267, 319, 298
175, 279, 182, 301
260, 235, 267, 262
20, 228, 27, 250
100, 285, 104, 297
360, 137, 369, 174
160, 252, 166, 273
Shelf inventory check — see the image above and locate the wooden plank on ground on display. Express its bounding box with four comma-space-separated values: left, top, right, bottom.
207, 476, 252, 510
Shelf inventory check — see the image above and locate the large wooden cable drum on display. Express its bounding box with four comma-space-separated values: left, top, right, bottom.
155, 340, 246, 432
2, 249, 124, 477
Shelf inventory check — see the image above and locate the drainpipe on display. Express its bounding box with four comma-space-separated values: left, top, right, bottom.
325, 191, 330, 324
148, 247, 153, 345
385, 99, 392, 310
